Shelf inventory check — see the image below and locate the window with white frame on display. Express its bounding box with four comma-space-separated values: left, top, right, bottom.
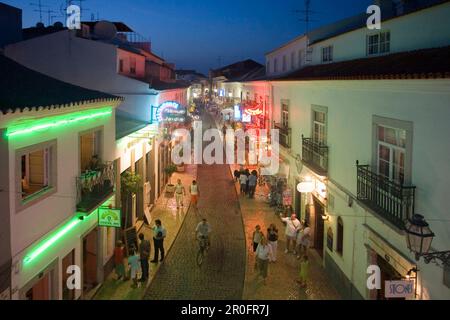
291, 51, 295, 70
267, 61, 270, 74
298, 49, 304, 67
367, 31, 390, 55
273, 58, 278, 73
321, 45, 333, 63
19, 143, 55, 201
282, 55, 287, 72
130, 56, 136, 74
313, 110, 326, 144
282, 102, 289, 129
377, 125, 406, 185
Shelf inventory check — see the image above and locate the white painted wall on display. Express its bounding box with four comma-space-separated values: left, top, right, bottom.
266, 35, 308, 76
271, 79, 450, 299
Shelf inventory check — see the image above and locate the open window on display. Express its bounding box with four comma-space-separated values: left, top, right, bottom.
80, 130, 102, 172
20, 147, 53, 200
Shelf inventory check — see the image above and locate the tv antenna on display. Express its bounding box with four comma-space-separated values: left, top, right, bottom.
293, 0, 319, 33
30, 1, 49, 23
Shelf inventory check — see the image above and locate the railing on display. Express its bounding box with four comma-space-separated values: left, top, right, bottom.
76, 162, 115, 213
302, 135, 329, 176
273, 123, 291, 149
356, 161, 415, 229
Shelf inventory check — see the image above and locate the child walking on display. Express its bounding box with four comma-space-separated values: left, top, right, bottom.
252, 225, 264, 252
297, 255, 310, 288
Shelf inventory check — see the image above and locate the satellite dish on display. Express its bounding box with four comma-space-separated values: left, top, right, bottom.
94, 20, 117, 40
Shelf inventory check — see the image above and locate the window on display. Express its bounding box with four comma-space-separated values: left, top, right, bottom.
282, 101, 289, 128
291, 51, 295, 70
377, 125, 406, 185
321, 46, 333, 63
367, 31, 390, 55
273, 58, 278, 73
282, 55, 287, 72
130, 57, 136, 74
266, 61, 270, 74
80, 130, 102, 172
313, 110, 326, 144
337, 217, 344, 255
298, 49, 304, 67
20, 147, 52, 199
119, 59, 124, 73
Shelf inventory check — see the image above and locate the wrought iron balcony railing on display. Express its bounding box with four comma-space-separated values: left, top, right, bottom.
356, 161, 415, 229
273, 123, 291, 149
76, 162, 115, 213
302, 135, 329, 176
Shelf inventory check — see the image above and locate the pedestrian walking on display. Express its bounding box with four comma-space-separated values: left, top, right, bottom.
255, 237, 273, 285
127, 246, 140, 288
151, 219, 167, 263
189, 180, 200, 210
267, 224, 279, 262
281, 214, 301, 254
175, 179, 186, 209
114, 240, 125, 280
138, 233, 150, 282
248, 171, 257, 199
245, 169, 251, 194
297, 255, 310, 288
233, 169, 240, 182
297, 221, 311, 258
252, 225, 264, 252
239, 172, 248, 195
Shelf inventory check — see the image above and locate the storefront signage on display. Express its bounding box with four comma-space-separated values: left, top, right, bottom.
98, 208, 121, 228
385, 280, 415, 298
151, 101, 187, 123
242, 113, 251, 123
245, 107, 263, 116
234, 105, 241, 120
282, 189, 293, 206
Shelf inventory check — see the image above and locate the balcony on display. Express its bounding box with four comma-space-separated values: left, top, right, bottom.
273, 123, 291, 149
76, 162, 115, 213
356, 161, 415, 229
302, 136, 329, 176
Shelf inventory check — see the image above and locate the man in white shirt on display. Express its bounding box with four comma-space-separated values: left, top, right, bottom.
281, 214, 301, 254
239, 173, 248, 195
175, 179, 186, 209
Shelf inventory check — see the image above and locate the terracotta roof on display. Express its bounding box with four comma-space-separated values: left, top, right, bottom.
272, 46, 450, 81
0, 55, 122, 114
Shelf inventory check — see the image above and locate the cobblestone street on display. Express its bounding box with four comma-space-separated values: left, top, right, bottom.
144, 112, 246, 300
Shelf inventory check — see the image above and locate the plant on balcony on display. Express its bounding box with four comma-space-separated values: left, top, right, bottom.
121, 171, 142, 228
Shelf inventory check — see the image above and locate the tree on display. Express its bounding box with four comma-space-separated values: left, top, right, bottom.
120, 171, 142, 229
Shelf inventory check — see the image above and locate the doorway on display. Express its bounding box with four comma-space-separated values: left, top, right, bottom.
313, 196, 325, 257
376, 254, 404, 300
83, 228, 98, 294
25, 272, 51, 300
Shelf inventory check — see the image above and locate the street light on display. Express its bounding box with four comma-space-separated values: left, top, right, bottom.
405, 214, 450, 267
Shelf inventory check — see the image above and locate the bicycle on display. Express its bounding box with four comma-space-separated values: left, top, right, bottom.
196, 235, 209, 266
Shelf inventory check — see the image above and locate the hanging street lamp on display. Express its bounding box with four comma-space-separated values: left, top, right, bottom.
404, 214, 450, 267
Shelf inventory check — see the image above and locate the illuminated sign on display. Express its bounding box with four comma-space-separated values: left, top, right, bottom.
98, 208, 121, 228
245, 107, 263, 116
234, 105, 241, 120
385, 280, 415, 298
242, 114, 251, 123
151, 101, 187, 123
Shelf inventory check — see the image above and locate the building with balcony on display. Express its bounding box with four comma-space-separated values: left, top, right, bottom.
255, 0, 450, 299
0, 54, 123, 300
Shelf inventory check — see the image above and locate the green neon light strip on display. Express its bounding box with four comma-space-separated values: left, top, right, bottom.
7, 109, 112, 137
23, 218, 81, 265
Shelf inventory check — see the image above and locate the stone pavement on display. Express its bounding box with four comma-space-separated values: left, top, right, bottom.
144, 112, 246, 300
230, 166, 341, 300
93, 165, 197, 300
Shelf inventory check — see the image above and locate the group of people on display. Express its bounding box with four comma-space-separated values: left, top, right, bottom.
235, 167, 258, 199
251, 214, 311, 287
174, 179, 200, 210
113, 219, 167, 289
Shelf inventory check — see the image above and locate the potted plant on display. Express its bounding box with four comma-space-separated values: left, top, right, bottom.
164, 164, 177, 193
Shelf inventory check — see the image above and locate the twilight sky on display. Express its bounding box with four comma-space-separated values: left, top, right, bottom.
5, 0, 373, 74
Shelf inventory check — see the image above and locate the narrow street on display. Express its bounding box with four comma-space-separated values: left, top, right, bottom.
144, 112, 247, 300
